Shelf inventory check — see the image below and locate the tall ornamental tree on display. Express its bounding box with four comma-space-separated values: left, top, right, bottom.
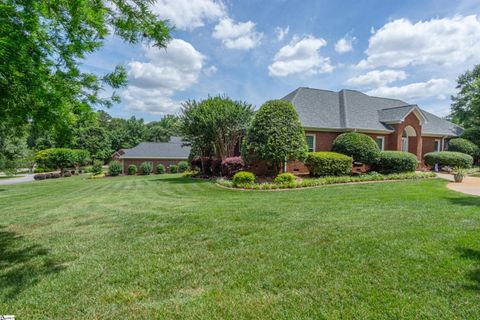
243, 100, 308, 175
0, 0, 172, 140
450, 64, 480, 128
181, 96, 254, 160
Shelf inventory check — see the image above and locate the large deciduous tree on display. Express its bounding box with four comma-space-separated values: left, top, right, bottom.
243, 100, 307, 175
450, 64, 480, 128
0, 0, 172, 140
181, 96, 254, 160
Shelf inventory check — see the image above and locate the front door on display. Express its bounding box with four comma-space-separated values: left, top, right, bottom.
401, 137, 408, 152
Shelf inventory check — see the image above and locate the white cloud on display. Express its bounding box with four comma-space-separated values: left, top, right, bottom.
123, 39, 205, 114
335, 36, 356, 53
212, 18, 263, 50
275, 26, 289, 41
203, 65, 218, 76
358, 15, 480, 69
347, 70, 407, 87
366, 78, 450, 100
151, 0, 226, 31
268, 35, 334, 77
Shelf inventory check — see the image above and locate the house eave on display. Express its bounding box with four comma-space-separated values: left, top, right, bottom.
303, 126, 394, 134
119, 156, 189, 160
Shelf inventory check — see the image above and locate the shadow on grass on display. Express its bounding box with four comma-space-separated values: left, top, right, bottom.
445, 196, 480, 207
459, 248, 480, 291
151, 176, 212, 185
0, 225, 66, 300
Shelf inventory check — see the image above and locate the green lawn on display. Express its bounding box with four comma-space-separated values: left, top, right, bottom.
1, 175, 479, 319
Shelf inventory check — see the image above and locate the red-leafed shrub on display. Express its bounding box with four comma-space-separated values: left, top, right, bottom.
51, 173, 61, 178
34, 173, 46, 180
63, 171, 72, 177
221, 157, 245, 177
44, 173, 52, 179
190, 156, 222, 176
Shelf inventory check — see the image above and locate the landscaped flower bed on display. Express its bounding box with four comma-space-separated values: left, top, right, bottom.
217, 172, 436, 190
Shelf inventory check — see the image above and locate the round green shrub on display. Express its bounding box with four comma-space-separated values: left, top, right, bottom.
448, 138, 479, 158
156, 163, 165, 174
108, 160, 122, 176
178, 161, 189, 173
332, 132, 380, 164
169, 164, 179, 173
424, 151, 473, 168
274, 172, 296, 184
127, 164, 137, 175
92, 160, 103, 175
373, 151, 418, 174
232, 171, 255, 186
140, 161, 153, 175
305, 152, 353, 177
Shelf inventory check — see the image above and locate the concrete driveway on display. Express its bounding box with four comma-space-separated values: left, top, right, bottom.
436, 172, 480, 196
0, 174, 35, 185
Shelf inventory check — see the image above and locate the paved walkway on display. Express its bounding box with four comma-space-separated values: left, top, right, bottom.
436, 172, 480, 196
0, 174, 35, 185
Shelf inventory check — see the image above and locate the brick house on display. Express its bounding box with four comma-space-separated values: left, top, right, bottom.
281, 87, 463, 173
114, 137, 190, 174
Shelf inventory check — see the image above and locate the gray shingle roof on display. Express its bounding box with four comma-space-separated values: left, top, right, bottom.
282, 87, 463, 136
119, 136, 190, 159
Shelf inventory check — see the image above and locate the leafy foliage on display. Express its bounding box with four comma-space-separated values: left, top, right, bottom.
156, 164, 165, 174
332, 132, 380, 164
140, 162, 153, 175
169, 165, 179, 174
424, 151, 473, 168
448, 138, 479, 158
0, 0, 171, 141
108, 161, 122, 176
305, 152, 353, 177
373, 151, 418, 174
181, 97, 254, 164
244, 100, 307, 175
450, 64, 480, 128
274, 173, 296, 184
35, 148, 80, 175
232, 171, 256, 186
221, 157, 245, 178
127, 164, 137, 175
92, 160, 104, 175
177, 161, 189, 173
461, 128, 480, 150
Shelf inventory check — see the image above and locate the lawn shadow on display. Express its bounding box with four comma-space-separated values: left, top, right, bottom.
445, 196, 480, 207
151, 176, 212, 185
0, 225, 66, 300
458, 247, 480, 291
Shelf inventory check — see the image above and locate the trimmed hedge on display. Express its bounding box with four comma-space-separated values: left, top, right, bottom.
448, 138, 479, 158
305, 152, 353, 177
232, 171, 255, 186
178, 161, 189, 173
140, 161, 153, 175
156, 164, 165, 174
274, 173, 296, 184
373, 151, 418, 174
127, 164, 137, 175
332, 132, 380, 164
424, 151, 473, 168
34, 173, 46, 180
108, 160, 122, 176
169, 164, 179, 173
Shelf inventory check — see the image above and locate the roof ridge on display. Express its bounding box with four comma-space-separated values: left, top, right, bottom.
379, 104, 414, 111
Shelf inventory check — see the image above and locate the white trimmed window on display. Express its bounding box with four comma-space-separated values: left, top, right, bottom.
305, 134, 316, 152
376, 136, 385, 151
434, 139, 441, 152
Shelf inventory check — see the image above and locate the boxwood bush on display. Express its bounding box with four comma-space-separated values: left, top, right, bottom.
178, 161, 189, 173
448, 138, 479, 158
140, 161, 153, 175
232, 171, 255, 186
332, 132, 380, 164
274, 172, 296, 184
424, 151, 473, 168
169, 164, 179, 173
156, 163, 165, 174
127, 164, 137, 175
108, 160, 122, 176
373, 151, 418, 174
305, 152, 353, 177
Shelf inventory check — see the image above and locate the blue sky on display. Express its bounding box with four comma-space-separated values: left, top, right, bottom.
84, 0, 480, 121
